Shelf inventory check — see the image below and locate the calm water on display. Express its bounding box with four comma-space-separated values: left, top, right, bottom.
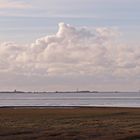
0, 92, 140, 107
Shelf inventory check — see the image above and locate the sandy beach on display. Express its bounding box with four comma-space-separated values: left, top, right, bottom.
0, 107, 139, 140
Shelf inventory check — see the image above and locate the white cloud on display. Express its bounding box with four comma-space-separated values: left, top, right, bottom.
0, 23, 140, 79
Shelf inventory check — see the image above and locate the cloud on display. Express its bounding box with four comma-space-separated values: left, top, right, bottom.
0, 0, 31, 9
0, 23, 140, 79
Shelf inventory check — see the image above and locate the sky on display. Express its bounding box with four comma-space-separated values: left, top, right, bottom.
0, 0, 140, 91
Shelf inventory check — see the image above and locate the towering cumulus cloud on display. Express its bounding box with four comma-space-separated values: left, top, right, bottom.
0, 23, 140, 78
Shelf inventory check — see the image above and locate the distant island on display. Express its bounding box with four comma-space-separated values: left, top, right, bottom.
0, 90, 139, 94
0, 90, 98, 94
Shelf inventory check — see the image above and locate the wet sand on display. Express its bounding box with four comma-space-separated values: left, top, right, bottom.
0, 107, 140, 140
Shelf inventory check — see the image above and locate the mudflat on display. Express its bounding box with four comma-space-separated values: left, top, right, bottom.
0, 107, 139, 140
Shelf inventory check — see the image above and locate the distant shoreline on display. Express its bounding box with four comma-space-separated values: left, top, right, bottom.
0, 91, 139, 94
0, 106, 140, 109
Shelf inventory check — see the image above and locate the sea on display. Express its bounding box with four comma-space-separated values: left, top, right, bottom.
0, 92, 140, 107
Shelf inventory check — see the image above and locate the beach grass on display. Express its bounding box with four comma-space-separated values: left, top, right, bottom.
0, 107, 139, 140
